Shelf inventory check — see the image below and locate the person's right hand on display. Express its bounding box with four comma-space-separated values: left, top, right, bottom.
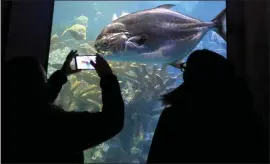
90, 53, 113, 77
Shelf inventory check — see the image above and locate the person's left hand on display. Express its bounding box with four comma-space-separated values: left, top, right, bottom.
61, 50, 81, 76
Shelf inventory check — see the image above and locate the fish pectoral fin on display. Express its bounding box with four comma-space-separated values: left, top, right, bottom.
125, 40, 145, 52
124, 34, 149, 51
127, 34, 148, 46
156, 4, 175, 10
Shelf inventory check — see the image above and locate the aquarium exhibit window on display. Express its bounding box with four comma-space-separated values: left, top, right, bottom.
47, 1, 226, 163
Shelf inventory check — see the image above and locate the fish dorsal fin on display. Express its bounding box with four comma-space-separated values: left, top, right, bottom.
156, 4, 175, 10
112, 13, 118, 21
120, 11, 130, 18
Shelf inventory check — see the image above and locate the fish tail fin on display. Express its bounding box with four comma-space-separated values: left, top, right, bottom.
211, 8, 226, 41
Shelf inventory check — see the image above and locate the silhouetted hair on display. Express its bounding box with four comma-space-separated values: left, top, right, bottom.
3, 56, 46, 109
162, 49, 236, 106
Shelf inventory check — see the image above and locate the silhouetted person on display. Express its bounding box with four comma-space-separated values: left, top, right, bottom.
2, 50, 124, 163
147, 49, 263, 163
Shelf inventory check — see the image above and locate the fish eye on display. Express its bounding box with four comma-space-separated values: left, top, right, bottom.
103, 42, 109, 47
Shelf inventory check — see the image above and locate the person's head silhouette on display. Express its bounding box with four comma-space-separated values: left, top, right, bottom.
162, 49, 235, 106
4, 56, 47, 109
182, 49, 235, 87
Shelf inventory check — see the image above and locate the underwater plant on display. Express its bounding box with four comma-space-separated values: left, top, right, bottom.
110, 63, 182, 162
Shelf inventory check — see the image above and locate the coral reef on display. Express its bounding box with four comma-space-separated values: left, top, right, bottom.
75, 15, 89, 27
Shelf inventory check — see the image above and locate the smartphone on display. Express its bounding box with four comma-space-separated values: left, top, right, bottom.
75, 55, 96, 70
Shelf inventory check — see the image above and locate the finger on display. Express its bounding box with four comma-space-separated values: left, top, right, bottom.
90, 60, 96, 66
98, 55, 109, 65
67, 50, 75, 57
96, 54, 105, 63
66, 50, 74, 60
90, 60, 96, 68
73, 50, 78, 56
69, 50, 74, 54
73, 52, 79, 58
68, 49, 76, 56
67, 50, 78, 62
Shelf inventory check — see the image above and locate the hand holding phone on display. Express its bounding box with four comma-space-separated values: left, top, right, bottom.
90, 54, 113, 77
61, 50, 82, 76
75, 55, 96, 70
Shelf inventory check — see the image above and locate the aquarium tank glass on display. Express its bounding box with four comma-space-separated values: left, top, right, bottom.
47, 1, 226, 163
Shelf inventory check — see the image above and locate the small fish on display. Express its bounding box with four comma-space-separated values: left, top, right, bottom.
95, 4, 226, 69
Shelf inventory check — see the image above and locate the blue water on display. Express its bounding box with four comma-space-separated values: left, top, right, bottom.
49, 1, 226, 163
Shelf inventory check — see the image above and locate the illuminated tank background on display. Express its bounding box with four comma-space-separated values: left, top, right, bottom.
47, 1, 226, 163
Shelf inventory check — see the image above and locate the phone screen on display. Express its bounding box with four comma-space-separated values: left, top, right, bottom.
75, 55, 96, 70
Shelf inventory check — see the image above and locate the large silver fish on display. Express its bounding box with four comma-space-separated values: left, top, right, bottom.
95, 4, 226, 68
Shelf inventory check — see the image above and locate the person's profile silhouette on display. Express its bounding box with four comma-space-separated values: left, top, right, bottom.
147, 49, 262, 163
